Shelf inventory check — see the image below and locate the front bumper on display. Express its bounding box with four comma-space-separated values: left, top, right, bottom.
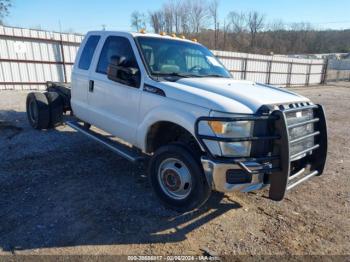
195, 104, 328, 201
201, 158, 267, 193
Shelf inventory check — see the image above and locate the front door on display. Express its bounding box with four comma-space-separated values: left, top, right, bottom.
88, 35, 142, 145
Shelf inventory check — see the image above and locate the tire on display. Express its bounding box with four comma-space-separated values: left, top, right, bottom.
26, 92, 50, 130
149, 144, 211, 212
45, 91, 63, 127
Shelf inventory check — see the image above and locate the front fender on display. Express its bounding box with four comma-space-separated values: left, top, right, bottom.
136, 105, 199, 151
136, 105, 221, 155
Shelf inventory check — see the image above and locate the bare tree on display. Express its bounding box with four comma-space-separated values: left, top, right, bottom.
265, 19, 287, 53
226, 11, 247, 50
178, 1, 191, 34
222, 19, 230, 50
227, 11, 246, 33
149, 10, 165, 33
130, 1, 348, 54
170, 0, 183, 34
148, 0, 192, 35
189, 0, 208, 34
163, 3, 174, 33
130, 11, 147, 31
0, 0, 11, 24
209, 0, 219, 49
289, 22, 315, 53
268, 19, 286, 31
247, 11, 265, 49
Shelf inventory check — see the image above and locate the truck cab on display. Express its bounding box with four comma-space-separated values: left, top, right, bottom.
26, 31, 327, 212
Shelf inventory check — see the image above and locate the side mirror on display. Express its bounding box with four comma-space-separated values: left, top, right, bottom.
107, 55, 140, 87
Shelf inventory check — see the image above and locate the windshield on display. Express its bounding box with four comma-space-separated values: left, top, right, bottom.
136, 37, 231, 79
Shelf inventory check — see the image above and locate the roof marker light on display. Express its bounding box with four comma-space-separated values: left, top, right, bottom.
171, 33, 177, 38
139, 29, 146, 34
160, 32, 167, 36
180, 35, 186, 39
192, 38, 198, 42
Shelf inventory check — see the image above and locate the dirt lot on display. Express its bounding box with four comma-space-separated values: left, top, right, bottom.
0, 82, 349, 257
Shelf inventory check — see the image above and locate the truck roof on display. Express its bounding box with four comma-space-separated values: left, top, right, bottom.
85, 30, 199, 44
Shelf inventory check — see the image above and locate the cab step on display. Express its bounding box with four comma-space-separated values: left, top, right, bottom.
66, 121, 146, 163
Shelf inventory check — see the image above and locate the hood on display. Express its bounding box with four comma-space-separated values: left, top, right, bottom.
160, 78, 309, 114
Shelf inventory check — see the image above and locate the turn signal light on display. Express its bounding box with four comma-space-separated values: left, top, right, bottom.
208, 121, 224, 134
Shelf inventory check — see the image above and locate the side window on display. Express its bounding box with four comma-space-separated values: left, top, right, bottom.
96, 36, 138, 74
78, 35, 100, 70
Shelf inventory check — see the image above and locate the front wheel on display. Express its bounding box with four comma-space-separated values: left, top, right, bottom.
149, 144, 211, 212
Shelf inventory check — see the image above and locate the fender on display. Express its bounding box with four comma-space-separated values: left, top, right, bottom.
136, 104, 221, 155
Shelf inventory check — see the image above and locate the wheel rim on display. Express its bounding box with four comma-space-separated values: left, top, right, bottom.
28, 100, 38, 123
157, 158, 192, 200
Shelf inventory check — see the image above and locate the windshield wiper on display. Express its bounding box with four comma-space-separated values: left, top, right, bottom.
179, 73, 226, 78
152, 72, 226, 80
198, 74, 225, 78
152, 72, 191, 78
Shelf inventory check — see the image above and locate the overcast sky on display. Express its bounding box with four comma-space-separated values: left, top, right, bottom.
5, 0, 350, 33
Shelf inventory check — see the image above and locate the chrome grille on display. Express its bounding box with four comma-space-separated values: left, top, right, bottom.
286, 108, 315, 157
283, 105, 318, 161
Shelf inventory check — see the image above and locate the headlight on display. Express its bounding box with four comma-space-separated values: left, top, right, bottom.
208, 120, 254, 157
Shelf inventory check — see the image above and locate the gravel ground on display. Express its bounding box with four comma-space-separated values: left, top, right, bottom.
0, 82, 349, 257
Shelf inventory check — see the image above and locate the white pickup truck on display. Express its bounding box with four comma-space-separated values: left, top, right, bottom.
26, 31, 327, 212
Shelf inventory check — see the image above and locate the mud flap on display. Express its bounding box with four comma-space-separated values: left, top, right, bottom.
269, 110, 290, 201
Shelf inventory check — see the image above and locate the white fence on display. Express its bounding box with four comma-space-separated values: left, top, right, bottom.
213, 51, 326, 86
0, 25, 327, 91
0, 26, 82, 90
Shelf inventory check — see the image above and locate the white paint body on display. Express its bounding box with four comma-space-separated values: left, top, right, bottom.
71, 31, 310, 156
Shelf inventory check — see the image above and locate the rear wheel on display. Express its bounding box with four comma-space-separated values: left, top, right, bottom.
149, 144, 211, 212
26, 92, 50, 130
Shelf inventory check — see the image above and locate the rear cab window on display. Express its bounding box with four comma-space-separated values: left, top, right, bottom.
78, 35, 100, 70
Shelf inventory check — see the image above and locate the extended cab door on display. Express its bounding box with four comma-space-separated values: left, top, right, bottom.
87, 34, 142, 145
71, 34, 101, 121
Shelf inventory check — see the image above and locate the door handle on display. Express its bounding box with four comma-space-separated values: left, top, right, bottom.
89, 80, 94, 92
